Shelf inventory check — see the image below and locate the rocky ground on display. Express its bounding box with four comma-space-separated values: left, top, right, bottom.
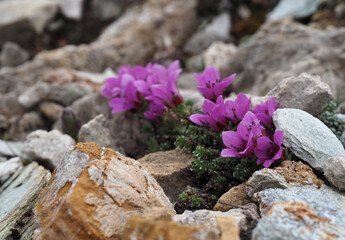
1, 0, 345, 239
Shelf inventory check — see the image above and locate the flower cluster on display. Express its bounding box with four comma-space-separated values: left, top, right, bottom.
102, 60, 183, 120
189, 67, 284, 168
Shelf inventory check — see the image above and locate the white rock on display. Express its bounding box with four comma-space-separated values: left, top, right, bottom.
324, 156, 345, 191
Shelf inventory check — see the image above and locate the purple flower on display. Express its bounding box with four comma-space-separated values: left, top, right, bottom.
194, 66, 236, 100
145, 60, 183, 108
221, 112, 264, 158
254, 130, 284, 168
225, 93, 251, 124
189, 95, 227, 132
144, 101, 166, 121
252, 97, 280, 128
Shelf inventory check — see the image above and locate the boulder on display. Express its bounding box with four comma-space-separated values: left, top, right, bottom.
273, 109, 345, 171
0, 162, 50, 239
0, 42, 29, 67
23, 130, 75, 170
253, 201, 345, 240
138, 148, 195, 202
222, 18, 345, 101
34, 0, 198, 72
34, 142, 174, 239
246, 161, 323, 198
324, 156, 345, 191
259, 73, 333, 116
184, 12, 231, 55
0, 0, 58, 45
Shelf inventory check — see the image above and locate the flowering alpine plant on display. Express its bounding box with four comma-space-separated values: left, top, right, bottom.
101, 60, 183, 120
221, 112, 263, 158
225, 93, 251, 124
252, 97, 280, 130
189, 95, 227, 132
194, 66, 236, 101
254, 130, 284, 168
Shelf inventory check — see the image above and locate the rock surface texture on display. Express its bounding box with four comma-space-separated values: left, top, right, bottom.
23, 130, 75, 170
324, 155, 345, 191
260, 73, 333, 116
138, 148, 195, 202
273, 109, 345, 171
34, 142, 174, 240
246, 161, 323, 198
0, 162, 51, 240
253, 201, 345, 240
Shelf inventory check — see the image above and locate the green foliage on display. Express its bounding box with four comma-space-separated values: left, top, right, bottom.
319, 101, 345, 138
174, 191, 217, 214
142, 101, 194, 152
175, 123, 261, 197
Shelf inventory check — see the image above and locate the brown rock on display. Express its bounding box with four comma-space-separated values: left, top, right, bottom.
213, 182, 253, 211
246, 160, 323, 198
34, 142, 174, 240
39, 101, 63, 121
138, 148, 195, 202
121, 215, 219, 240
216, 216, 240, 240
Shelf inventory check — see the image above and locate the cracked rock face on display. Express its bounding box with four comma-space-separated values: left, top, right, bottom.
34, 142, 174, 240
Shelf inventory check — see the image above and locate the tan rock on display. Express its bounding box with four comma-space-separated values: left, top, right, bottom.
121, 215, 219, 240
216, 216, 240, 240
39, 101, 63, 121
34, 142, 174, 240
213, 182, 253, 211
246, 160, 323, 198
138, 148, 195, 202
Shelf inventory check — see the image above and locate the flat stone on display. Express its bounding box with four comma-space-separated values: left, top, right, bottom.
34, 142, 174, 239
273, 109, 345, 171
261, 73, 333, 116
138, 148, 195, 202
0, 157, 22, 179
0, 140, 24, 157
253, 185, 345, 227
267, 0, 322, 21
173, 208, 251, 233
23, 130, 75, 170
213, 182, 253, 211
324, 156, 345, 191
0, 162, 50, 239
252, 201, 345, 240
246, 161, 323, 198
122, 215, 219, 240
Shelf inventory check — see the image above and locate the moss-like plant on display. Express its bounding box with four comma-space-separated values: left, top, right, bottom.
319, 101, 345, 138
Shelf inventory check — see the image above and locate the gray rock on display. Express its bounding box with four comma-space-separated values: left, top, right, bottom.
324, 156, 345, 191
273, 109, 345, 171
0, 42, 29, 67
0, 162, 50, 240
179, 89, 204, 106
0, 0, 58, 45
177, 73, 198, 90
255, 185, 345, 222
18, 82, 91, 108
91, 0, 127, 21
222, 18, 345, 102
23, 130, 75, 170
17, 112, 44, 132
184, 12, 231, 55
0, 157, 22, 179
0, 140, 24, 157
78, 114, 124, 154
262, 73, 333, 116
267, 0, 322, 21
58, 0, 84, 20
173, 208, 250, 233
34, 0, 198, 72
252, 201, 345, 240
203, 42, 237, 79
